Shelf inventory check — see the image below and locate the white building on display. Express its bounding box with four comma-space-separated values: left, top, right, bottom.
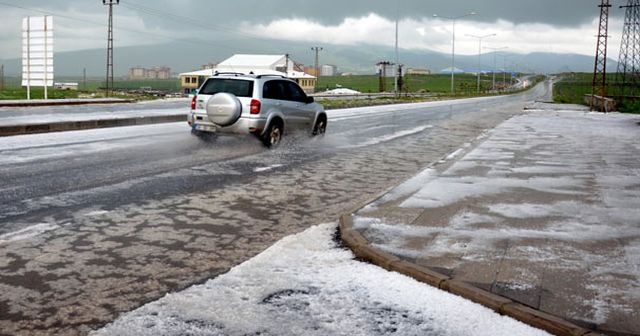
179, 54, 317, 94
320, 64, 337, 76
406, 68, 431, 75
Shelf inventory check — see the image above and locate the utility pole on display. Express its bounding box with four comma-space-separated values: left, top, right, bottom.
394, 8, 399, 95
433, 12, 476, 95
284, 53, 289, 74
103, 0, 119, 97
376, 61, 393, 92
311, 46, 323, 77
397, 64, 404, 93
484, 46, 508, 91
616, 0, 640, 99
467, 33, 496, 93
592, 0, 611, 104
502, 55, 508, 90
83, 67, 87, 91
0, 64, 4, 91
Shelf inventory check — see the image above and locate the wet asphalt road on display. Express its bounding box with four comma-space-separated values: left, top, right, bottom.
0, 82, 551, 335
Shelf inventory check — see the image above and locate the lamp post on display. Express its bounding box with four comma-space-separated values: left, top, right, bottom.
466, 33, 495, 93
433, 12, 476, 94
502, 54, 510, 89
484, 46, 508, 91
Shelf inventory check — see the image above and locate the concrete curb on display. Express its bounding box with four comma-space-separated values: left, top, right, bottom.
0, 98, 134, 107
339, 214, 603, 336
0, 114, 186, 137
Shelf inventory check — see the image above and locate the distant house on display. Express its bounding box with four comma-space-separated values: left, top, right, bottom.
320, 64, 337, 76
179, 68, 217, 94
129, 66, 171, 80
406, 68, 431, 75
179, 54, 317, 94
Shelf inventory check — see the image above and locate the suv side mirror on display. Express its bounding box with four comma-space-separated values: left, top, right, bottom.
305, 96, 315, 104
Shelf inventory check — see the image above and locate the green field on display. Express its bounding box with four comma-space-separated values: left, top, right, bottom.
1, 73, 520, 100
0, 87, 79, 100
316, 73, 503, 95
553, 73, 640, 112
0, 77, 181, 100
552, 73, 592, 104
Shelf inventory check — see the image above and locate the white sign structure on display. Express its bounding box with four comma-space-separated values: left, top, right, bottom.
22, 16, 54, 100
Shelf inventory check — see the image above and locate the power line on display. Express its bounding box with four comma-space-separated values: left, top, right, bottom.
0, 0, 329, 77
119, 3, 264, 41
0, 1, 246, 50
118, 2, 315, 53
0, 1, 315, 62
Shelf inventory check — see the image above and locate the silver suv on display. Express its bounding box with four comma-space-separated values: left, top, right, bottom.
188, 73, 327, 147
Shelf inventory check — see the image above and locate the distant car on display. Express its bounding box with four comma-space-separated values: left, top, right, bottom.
188, 72, 327, 147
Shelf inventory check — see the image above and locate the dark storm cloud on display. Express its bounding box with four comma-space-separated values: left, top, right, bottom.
186, 0, 607, 26
16, 0, 618, 28
159, 0, 618, 26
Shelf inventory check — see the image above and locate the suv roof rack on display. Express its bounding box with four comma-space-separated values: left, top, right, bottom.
211, 72, 288, 79
256, 74, 287, 79
213, 71, 247, 77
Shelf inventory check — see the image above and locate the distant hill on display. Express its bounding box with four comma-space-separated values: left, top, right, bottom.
0, 38, 616, 77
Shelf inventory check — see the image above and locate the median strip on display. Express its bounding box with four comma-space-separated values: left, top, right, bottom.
0, 114, 186, 137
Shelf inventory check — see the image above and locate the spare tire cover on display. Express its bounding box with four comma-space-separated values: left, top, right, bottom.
205, 92, 242, 127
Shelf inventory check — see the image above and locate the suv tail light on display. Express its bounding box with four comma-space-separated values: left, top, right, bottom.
191, 95, 197, 110
250, 99, 261, 114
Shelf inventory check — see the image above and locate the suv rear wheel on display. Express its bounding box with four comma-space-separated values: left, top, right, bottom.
261, 121, 283, 148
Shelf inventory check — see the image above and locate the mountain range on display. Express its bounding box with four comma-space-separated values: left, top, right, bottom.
0, 37, 614, 77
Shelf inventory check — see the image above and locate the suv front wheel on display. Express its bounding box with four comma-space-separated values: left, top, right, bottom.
261, 121, 283, 148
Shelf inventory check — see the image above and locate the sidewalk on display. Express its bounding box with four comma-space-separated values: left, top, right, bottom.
341, 104, 640, 336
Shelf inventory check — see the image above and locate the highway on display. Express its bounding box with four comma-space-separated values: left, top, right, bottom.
0, 81, 552, 335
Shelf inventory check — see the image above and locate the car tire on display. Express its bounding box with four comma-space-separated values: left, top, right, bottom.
312, 116, 327, 136
261, 121, 283, 148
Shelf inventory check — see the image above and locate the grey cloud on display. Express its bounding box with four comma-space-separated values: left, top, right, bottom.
0, 0, 623, 59
16, 0, 620, 28
144, 0, 617, 26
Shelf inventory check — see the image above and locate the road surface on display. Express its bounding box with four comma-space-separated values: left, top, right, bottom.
0, 82, 552, 335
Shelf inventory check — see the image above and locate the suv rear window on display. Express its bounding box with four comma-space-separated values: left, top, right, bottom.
199, 78, 254, 97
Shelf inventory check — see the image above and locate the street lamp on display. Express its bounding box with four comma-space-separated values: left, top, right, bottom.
466, 33, 495, 93
484, 46, 508, 91
501, 54, 511, 89
433, 11, 476, 94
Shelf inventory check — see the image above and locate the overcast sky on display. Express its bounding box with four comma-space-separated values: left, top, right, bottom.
0, 0, 626, 60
